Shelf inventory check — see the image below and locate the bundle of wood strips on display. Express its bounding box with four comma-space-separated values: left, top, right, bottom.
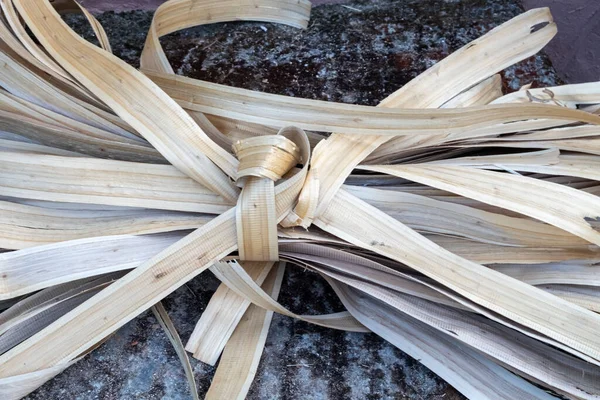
0, 0, 599, 398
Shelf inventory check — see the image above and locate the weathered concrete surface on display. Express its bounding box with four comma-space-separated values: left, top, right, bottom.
522, 0, 600, 83
25, 1, 562, 398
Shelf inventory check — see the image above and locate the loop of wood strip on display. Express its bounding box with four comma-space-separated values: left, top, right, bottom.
232, 133, 300, 183
233, 128, 304, 261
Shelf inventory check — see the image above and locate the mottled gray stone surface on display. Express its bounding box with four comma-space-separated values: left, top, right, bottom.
26, 1, 561, 398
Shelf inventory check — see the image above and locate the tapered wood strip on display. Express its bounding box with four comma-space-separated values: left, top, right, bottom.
0, 197, 169, 211
204, 263, 284, 400
330, 281, 556, 400
141, 0, 311, 74
428, 235, 600, 265
151, 302, 199, 400
369, 8, 558, 160
0, 138, 83, 157
147, 70, 600, 136
185, 261, 274, 365
425, 148, 559, 167
315, 190, 600, 362
468, 153, 600, 182
309, 10, 562, 218
386, 9, 556, 109
464, 137, 600, 156
0, 153, 230, 213
427, 150, 600, 183
210, 260, 367, 332
14, 0, 240, 202
361, 164, 600, 247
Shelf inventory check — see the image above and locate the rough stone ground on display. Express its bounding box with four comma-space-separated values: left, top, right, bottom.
26, 1, 561, 399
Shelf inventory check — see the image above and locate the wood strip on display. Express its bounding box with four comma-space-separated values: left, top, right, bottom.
210, 260, 367, 332
0, 199, 210, 249
493, 82, 600, 106
146, 71, 599, 135
185, 261, 274, 365
151, 302, 199, 400
204, 263, 284, 400
140, 0, 310, 74
0, 153, 230, 213
0, 233, 182, 299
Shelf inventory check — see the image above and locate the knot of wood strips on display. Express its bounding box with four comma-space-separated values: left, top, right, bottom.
232, 135, 301, 184
232, 133, 302, 261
